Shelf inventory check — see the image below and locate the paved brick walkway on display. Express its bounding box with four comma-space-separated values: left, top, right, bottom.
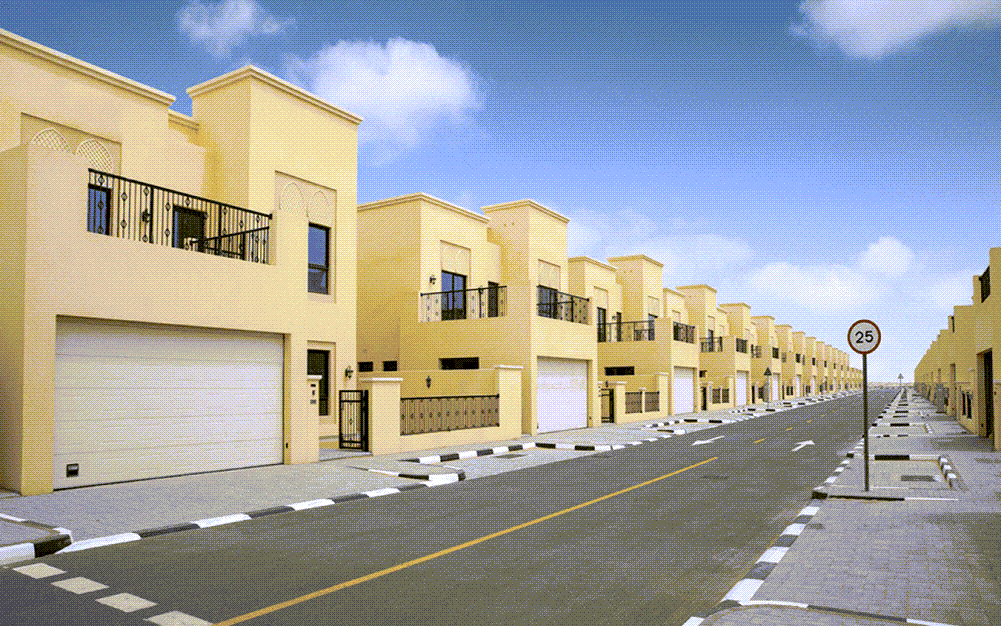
694, 388, 1001, 626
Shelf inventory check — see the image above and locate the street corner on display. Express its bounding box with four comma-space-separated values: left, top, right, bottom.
0, 514, 73, 566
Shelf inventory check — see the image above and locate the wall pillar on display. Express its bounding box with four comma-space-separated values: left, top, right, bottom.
495, 365, 523, 437
612, 381, 627, 423
366, 377, 402, 455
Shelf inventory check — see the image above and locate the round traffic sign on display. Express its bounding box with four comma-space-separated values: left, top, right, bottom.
848, 319, 881, 354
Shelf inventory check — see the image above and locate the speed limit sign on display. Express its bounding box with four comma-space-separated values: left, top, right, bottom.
848, 319, 880, 354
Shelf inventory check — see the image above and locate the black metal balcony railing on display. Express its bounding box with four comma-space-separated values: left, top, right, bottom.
735, 338, 748, 354
87, 170, 270, 264
981, 266, 991, 302
598, 320, 653, 342
420, 286, 507, 322
749, 345, 762, 358
537, 286, 589, 324
673, 321, 696, 343
400, 395, 500, 435
701, 337, 724, 353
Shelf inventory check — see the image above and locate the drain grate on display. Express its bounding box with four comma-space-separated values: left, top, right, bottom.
901, 475, 937, 482
495, 453, 525, 459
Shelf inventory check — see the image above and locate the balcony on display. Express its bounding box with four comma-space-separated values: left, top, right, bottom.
701, 337, 723, 353
537, 286, 589, 324
673, 321, 696, 343
420, 286, 507, 322
87, 170, 270, 263
598, 320, 652, 342
749, 345, 762, 358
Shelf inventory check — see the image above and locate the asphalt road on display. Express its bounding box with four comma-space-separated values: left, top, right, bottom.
1, 390, 896, 626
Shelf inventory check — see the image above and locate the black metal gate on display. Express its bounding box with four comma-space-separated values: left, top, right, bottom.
601, 388, 614, 423
339, 389, 369, 450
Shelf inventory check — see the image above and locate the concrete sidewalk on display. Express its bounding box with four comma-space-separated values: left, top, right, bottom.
3, 398, 805, 564
689, 387, 1001, 626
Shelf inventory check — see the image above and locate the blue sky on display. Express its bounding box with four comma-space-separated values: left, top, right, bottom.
4, 0, 999, 382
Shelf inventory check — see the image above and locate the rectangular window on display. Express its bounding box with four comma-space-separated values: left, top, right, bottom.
173, 206, 206, 250
648, 314, 657, 341
596, 307, 607, 342
442, 271, 467, 320
615, 312, 623, 341
796, 353, 801, 363
812, 357, 817, 365
358, 361, 374, 372
537, 285, 558, 319
308, 224, 330, 294
772, 347, 779, 359
87, 185, 111, 235
604, 366, 635, 376
441, 357, 479, 370
307, 350, 329, 416
383, 360, 398, 372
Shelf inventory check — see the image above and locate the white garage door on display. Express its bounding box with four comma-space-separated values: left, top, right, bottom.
537, 357, 588, 433
796, 375, 802, 397
771, 377, 780, 401
812, 376, 817, 394
735, 371, 748, 407
673, 367, 695, 414
54, 318, 283, 489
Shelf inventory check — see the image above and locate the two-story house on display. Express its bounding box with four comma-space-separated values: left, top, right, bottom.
0, 29, 360, 495
776, 325, 802, 398
751, 316, 784, 401
357, 195, 597, 439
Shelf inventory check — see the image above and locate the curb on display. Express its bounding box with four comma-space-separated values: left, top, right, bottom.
683, 501, 824, 624
689, 600, 962, 626
0, 513, 74, 565
55, 476, 460, 557
351, 466, 467, 482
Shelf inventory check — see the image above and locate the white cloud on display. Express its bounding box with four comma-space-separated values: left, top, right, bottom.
177, 0, 287, 59
859, 236, 915, 277
748, 262, 867, 313
288, 39, 482, 163
793, 0, 1001, 59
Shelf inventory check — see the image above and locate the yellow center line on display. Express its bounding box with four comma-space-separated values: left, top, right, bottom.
785, 427, 794, 431
213, 456, 719, 626
807, 420, 813, 423
753, 438, 766, 444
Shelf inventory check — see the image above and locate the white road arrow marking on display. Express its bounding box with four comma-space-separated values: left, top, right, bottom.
792, 440, 815, 452
692, 435, 725, 446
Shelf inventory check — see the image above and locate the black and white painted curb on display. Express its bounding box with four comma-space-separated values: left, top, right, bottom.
54, 477, 461, 557
682, 501, 823, 625
0, 513, 73, 566
688, 599, 961, 626
351, 466, 467, 481
814, 452, 959, 499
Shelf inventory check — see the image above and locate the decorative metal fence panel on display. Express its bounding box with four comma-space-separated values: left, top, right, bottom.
672, 322, 696, 343
87, 169, 270, 263
339, 390, 369, 450
537, 286, 589, 324
400, 395, 500, 435
644, 391, 659, 413
419, 286, 507, 322
625, 391, 642, 414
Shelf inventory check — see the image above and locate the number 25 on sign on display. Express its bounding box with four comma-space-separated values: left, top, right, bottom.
848, 319, 880, 355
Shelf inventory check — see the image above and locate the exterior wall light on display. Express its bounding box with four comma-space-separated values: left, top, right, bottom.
426, 375, 432, 388
344, 365, 354, 379
429, 275, 436, 285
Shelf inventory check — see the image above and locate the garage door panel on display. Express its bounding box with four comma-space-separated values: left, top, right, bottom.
56, 356, 281, 389
735, 371, 748, 406
53, 439, 282, 489
56, 322, 282, 363
537, 357, 587, 433
55, 318, 283, 489
672, 367, 694, 414
53, 413, 281, 455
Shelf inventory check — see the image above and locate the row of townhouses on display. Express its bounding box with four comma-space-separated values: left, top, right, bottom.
914, 247, 999, 449
0, 29, 861, 496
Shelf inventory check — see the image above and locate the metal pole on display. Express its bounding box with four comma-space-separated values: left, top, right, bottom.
863, 353, 869, 491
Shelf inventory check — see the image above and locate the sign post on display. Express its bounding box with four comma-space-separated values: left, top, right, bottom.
848, 319, 881, 491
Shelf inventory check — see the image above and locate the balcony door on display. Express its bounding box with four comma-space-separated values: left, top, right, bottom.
173, 206, 206, 250
442, 271, 466, 320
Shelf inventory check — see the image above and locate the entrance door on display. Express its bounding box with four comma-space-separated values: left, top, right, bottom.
601, 388, 614, 423
339, 389, 369, 450
701, 386, 707, 411
984, 350, 994, 438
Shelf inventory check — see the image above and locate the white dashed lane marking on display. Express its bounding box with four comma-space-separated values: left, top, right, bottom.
13, 563, 65, 578
51, 576, 109, 594
96, 592, 158, 612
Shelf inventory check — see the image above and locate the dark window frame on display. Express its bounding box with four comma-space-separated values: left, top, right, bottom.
441, 357, 479, 370
441, 271, 467, 320
87, 184, 112, 235
308, 223, 330, 295
172, 205, 207, 250
307, 349, 330, 416
604, 366, 635, 376
383, 360, 398, 372
358, 361, 374, 372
